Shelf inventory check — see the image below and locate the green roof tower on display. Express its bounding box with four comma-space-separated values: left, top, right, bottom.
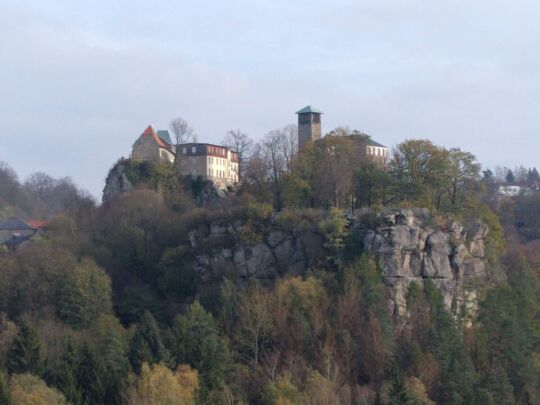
296, 105, 322, 149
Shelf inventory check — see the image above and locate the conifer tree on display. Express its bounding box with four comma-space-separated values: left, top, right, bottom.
77, 343, 105, 405
54, 339, 82, 405
388, 366, 411, 405
102, 328, 130, 404
129, 310, 171, 373
172, 302, 232, 395
6, 320, 45, 376
0, 371, 9, 405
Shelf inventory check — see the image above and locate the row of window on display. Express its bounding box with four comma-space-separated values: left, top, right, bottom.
367, 147, 387, 156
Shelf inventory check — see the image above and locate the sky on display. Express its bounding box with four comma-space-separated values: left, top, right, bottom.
2, 0, 540, 199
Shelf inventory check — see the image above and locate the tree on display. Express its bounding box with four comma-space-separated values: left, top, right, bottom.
77, 343, 106, 405
260, 129, 288, 210
234, 284, 275, 373
506, 169, 515, 184
53, 339, 82, 405
355, 161, 393, 208
170, 116, 197, 151
56, 259, 112, 326
129, 310, 171, 373
444, 148, 481, 207
222, 129, 253, 179
7, 320, 45, 376
172, 302, 232, 395
389, 139, 450, 207
527, 167, 539, 185
9, 373, 68, 405
123, 363, 198, 405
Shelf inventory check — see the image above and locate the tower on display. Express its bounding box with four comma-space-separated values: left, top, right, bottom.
296, 105, 323, 149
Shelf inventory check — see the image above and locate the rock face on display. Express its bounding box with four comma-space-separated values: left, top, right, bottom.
102, 163, 134, 203
190, 219, 324, 285
187, 209, 489, 321
360, 209, 488, 319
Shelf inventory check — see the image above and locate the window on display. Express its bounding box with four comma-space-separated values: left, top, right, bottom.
182, 147, 187, 154
192, 146, 196, 153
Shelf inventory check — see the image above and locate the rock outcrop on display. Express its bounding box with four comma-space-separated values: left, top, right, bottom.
188, 209, 489, 322
102, 163, 134, 203
360, 209, 488, 320
189, 218, 324, 285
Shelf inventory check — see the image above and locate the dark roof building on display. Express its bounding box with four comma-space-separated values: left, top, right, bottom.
0, 218, 33, 231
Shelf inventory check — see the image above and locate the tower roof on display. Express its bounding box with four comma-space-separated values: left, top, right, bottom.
296, 105, 323, 114
157, 130, 172, 145
141, 125, 172, 150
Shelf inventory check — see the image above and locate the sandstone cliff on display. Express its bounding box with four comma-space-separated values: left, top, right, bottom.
360, 209, 488, 320
187, 209, 489, 321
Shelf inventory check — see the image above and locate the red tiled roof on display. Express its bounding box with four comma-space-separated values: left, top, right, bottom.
141, 125, 172, 151
27, 220, 46, 229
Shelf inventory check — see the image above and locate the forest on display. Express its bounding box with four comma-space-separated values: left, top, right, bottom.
0, 132, 540, 404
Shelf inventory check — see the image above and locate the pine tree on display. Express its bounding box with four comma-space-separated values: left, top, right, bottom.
6, 320, 45, 376
172, 301, 232, 395
388, 366, 411, 405
506, 169, 515, 184
54, 339, 83, 405
129, 310, 171, 373
102, 328, 130, 404
77, 343, 106, 405
0, 371, 10, 405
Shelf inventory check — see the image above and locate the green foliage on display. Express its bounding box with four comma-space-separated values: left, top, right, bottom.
77, 343, 106, 405
318, 207, 348, 251
56, 259, 112, 326
53, 339, 82, 405
6, 321, 45, 377
0, 371, 9, 405
514, 193, 540, 240
172, 302, 232, 397
129, 310, 172, 373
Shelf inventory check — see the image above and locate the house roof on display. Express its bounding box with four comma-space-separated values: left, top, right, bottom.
0, 218, 32, 231
296, 105, 323, 114
157, 130, 172, 145
141, 126, 173, 152
366, 138, 386, 148
27, 220, 46, 229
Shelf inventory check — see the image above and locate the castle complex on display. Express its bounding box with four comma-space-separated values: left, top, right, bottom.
131, 125, 239, 188
296, 105, 387, 163
130, 105, 386, 189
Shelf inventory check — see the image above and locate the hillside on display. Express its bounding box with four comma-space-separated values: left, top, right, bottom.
0, 136, 539, 404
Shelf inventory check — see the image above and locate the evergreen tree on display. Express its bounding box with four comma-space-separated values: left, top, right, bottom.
6, 320, 45, 376
172, 302, 232, 396
77, 343, 105, 405
0, 371, 9, 405
506, 169, 515, 184
54, 339, 83, 405
102, 328, 130, 404
129, 310, 171, 373
388, 366, 411, 405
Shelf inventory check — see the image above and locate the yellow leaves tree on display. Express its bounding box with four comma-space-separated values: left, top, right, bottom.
9, 373, 68, 405
124, 362, 199, 405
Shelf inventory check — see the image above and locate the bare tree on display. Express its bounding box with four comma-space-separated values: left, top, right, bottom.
282, 124, 298, 172
170, 116, 197, 150
221, 129, 253, 178
261, 129, 287, 210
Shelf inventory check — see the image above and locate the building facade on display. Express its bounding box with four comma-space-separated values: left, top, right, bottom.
178, 143, 239, 188
132, 125, 175, 164
366, 139, 388, 166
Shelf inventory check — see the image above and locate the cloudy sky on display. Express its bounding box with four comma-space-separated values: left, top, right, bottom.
2, 0, 540, 199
